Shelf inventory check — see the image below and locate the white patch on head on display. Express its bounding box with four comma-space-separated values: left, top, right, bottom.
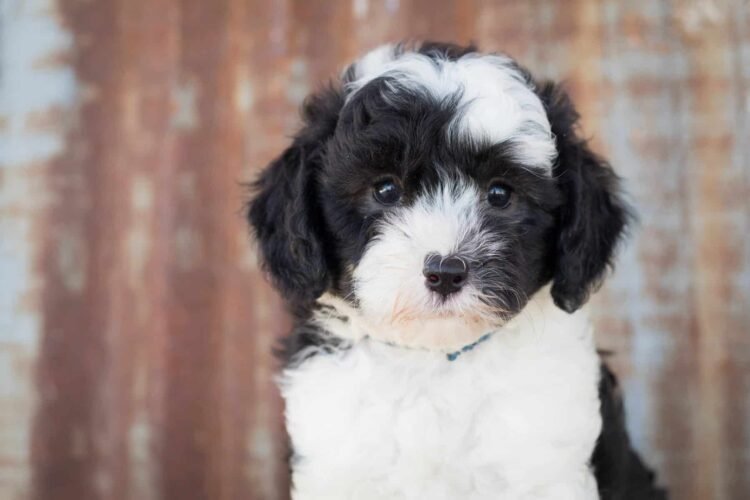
346, 43, 399, 80
345, 44, 557, 172
349, 176, 505, 351
285, 288, 602, 499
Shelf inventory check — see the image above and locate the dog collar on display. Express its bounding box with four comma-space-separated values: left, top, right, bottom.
446, 332, 493, 361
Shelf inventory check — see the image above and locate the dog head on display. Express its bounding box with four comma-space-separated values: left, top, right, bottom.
249, 42, 629, 350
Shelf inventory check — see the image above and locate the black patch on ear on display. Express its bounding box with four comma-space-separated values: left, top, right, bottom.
248, 85, 343, 308
537, 82, 632, 313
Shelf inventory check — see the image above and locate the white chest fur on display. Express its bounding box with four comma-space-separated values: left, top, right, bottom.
281, 291, 603, 500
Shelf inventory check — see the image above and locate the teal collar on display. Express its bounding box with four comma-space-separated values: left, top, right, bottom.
446, 333, 493, 361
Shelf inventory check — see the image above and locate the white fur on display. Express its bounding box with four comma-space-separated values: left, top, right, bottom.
345, 44, 557, 171
283, 287, 602, 500
351, 177, 503, 351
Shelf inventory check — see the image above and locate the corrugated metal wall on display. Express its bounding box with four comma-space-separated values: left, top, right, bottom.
1, 0, 748, 498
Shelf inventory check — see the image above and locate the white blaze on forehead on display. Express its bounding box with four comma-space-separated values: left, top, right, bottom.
393, 178, 485, 256
345, 44, 557, 172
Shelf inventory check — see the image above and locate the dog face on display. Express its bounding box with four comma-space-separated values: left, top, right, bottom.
249, 42, 629, 350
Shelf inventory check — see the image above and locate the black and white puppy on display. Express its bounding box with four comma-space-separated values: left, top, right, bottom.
249, 42, 666, 500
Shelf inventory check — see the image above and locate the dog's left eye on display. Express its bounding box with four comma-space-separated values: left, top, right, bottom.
373, 178, 402, 205
487, 182, 513, 208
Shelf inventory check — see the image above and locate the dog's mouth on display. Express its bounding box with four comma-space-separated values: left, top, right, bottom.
427, 294, 474, 316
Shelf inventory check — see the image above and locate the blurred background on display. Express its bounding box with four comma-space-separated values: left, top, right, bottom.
1, 0, 748, 499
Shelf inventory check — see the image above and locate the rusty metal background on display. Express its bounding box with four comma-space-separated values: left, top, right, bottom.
1, 0, 748, 499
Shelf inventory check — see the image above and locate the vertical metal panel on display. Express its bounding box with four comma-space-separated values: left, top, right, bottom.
1, 1, 77, 499
0, 0, 748, 499
594, 3, 697, 498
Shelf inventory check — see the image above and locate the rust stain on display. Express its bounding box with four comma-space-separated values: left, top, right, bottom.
160, 0, 238, 496
23, 107, 70, 133
682, 11, 740, 499
31, 0, 126, 496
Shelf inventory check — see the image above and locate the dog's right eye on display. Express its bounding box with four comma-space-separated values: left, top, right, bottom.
373, 178, 402, 205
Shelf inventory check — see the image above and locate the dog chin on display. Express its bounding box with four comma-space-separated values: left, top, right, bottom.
374, 314, 497, 351
315, 293, 498, 351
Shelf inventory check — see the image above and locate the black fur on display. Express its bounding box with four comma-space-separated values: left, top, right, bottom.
248, 86, 343, 309
248, 41, 665, 498
535, 81, 632, 313
595, 363, 669, 499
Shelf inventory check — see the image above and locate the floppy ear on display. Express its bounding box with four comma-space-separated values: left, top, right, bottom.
537, 82, 632, 313
248, 86, 343, 306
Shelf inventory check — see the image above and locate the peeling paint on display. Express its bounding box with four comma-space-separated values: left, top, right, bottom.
353, 0, 369, 19
675, 0, 725, 36
235, 69, 255, 113
171, 79, 199, 131
128, 415, 156, 500
286, 58, 309, 106
174, 225, 202, 271
0, 0, 76, 167
126, 175, 153, 295
248, 427, 277, 500
55, 230, 86, 292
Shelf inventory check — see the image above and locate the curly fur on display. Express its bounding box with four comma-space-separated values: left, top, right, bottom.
248, 41, 665, 499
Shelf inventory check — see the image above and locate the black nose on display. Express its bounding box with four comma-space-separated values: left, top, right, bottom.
423, 254, 468, 297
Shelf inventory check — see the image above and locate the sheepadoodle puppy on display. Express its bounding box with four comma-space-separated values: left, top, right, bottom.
248, 41, 667, 500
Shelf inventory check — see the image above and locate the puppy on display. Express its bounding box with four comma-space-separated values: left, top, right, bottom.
249, 42, 666, 500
